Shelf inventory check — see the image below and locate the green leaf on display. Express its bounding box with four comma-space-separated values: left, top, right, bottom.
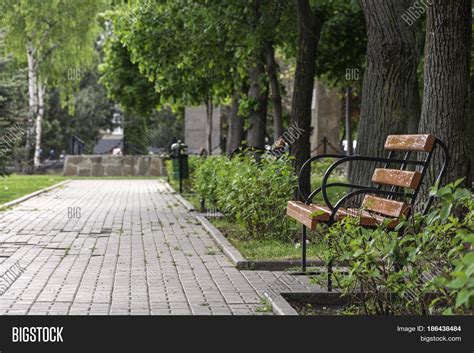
455, 289, 471, 308
447, 273, 468, 289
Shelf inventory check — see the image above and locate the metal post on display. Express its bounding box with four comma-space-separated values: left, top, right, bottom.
200, 197, 206, 212
301, 225, 307, 272
327, 259, 333, 292
178, 153, 183, 194
345, 86, 353, 178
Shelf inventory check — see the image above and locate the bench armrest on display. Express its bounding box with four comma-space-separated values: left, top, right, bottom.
297, 154, 345, 202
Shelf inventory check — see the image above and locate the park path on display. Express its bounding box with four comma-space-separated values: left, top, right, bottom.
0, 179, 280, 315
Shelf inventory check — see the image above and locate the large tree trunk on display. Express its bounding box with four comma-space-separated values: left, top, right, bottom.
290, 0, 320, 200
419, 0, 471, 186
227, 92, 244, 153
264, 41, 283, 140
25, 41, 38, 174
34, 82, 45, 167
247, 57, 268, 149
471, 74, 474, 185
351, 0, 421, 186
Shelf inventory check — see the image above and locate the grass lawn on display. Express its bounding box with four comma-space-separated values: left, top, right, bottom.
0, 174, 67, 205
209, 217, 324, 261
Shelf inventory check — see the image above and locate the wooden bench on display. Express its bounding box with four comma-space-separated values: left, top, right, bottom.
287, 134, 449, 290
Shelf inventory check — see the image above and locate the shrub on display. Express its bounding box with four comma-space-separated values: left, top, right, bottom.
193, 156, 226, 206
194, 154, 298, 241
314, 180, 474, 315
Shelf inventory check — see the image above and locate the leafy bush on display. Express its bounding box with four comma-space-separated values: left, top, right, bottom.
314, 180, 474, 315
194, 154, 298, 241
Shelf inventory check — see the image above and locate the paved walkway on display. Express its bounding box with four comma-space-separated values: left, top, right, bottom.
0, 179, 302, 315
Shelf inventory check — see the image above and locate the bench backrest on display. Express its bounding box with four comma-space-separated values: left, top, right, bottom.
364, 134, 448, 218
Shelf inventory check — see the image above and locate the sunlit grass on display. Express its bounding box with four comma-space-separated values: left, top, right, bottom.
0, 174, 67, 204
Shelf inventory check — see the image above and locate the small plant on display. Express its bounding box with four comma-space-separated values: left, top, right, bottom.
205, 247, 216, 255
255, 298, 273, 313
312, 180, 473, 315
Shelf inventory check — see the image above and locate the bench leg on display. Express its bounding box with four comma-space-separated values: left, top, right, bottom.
301, 225, 307, 273
327, 259, 333, 292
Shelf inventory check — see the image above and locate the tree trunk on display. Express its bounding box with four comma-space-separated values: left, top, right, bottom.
25, 41, 37, 174
227, 92, 244, 153
205, 95, 213, 154
471, 74, 474, 185
291, 0, 320, 200
247, 57, 268, 149
407, 79, 421, 134
419, 0, 471, 186
34, 82, 45, 167
264, 41, 283, 140
351, 0, 421, 186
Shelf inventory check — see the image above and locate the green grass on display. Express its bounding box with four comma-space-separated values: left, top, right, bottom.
209, 217, 324, 261
0, 174, 67, 204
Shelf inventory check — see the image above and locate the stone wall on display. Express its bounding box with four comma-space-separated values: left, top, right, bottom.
63, 155, 165, 177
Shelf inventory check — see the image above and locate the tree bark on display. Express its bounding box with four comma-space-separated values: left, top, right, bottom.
351, 0, 421, 186
34, 82, 45, 167
291, 0, 320, 200
25, 41, 38, 174
471, 74, 474, 185
419, 0, 471, 186
247, 57, 268, 149
227, 92, 244, 153
264, 40, 283, 140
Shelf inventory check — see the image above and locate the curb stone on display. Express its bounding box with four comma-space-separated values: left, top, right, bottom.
164, 181, 196, 212
263, 291, 299, 316
195, 214, 248, 269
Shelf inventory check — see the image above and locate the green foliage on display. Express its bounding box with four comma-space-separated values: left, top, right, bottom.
0, 29, 28, 173
314, 0, 366, 88
1, 0, 106, 107
123, 114, 148, 155
99, 36, 159, 116
194, 154, 298, 241
314, 180, 474, 315
42, 70, 115, 154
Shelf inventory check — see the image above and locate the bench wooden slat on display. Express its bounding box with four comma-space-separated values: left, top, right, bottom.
362, 195, 408, 218
287, 201, 399, 229
372, 168, 422, 189
384, 134, 435, 152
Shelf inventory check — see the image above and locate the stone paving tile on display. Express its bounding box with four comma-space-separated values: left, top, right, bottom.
0, 179, 286, 315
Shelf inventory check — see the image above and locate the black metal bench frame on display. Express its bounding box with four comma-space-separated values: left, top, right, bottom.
295, 137, 449, 291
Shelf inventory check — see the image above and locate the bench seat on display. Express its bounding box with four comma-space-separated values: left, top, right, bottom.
287, 200, 399, 230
